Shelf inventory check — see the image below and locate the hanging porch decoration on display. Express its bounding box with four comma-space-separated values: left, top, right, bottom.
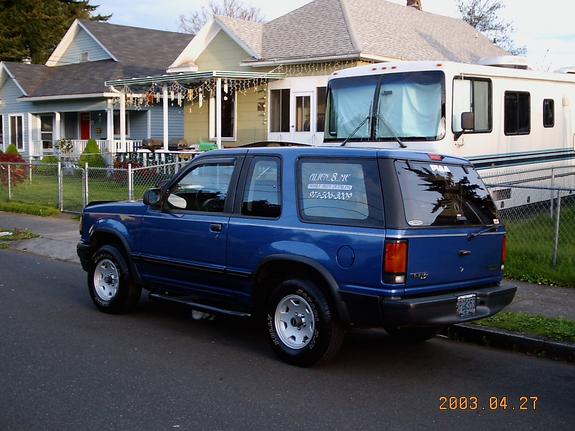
119, 77, 271, 112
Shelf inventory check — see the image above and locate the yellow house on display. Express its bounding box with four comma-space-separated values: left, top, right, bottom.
107, 0, 507, 149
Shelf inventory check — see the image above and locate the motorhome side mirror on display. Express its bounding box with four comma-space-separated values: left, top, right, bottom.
143, 188, 162, 207
461, 112, 475, 131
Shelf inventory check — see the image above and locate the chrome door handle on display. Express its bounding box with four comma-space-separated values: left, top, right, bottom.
210, 223, 223, 233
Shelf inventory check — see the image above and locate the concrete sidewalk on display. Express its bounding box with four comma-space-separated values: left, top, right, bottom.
0, 211, 80, 263
1, 210, 574, 321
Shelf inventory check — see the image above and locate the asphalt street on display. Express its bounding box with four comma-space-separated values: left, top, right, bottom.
0, 249, 573, 431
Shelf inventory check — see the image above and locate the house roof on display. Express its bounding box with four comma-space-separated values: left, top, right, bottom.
342, 0, 508, 62
2, 20, 194, 98
260, 0, 358, 61
1, 62, 49, 95
215, 0, 507, 65
214, 16, 264, 59
79, 20, 193, 69
5, 60, 191, 98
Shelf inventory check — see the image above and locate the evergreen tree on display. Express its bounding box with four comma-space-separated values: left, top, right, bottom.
0, 0, 110, 64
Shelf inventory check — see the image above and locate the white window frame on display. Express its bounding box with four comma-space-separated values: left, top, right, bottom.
8, 113, 24, 150
209, 93, 237, 142
39, 113, 55, 150
113, 111, 131, 138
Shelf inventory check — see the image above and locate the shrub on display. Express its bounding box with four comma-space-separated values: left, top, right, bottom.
42, 155, 59, 164
5, 144, 20, 155
0, 145, 26, 186
79, 138, 106, 168
38, 155, 60, 175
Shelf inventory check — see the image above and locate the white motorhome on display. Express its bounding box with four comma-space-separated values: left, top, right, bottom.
322, 59, 575, 207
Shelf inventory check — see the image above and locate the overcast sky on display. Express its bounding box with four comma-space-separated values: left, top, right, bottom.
95, 0, 575, 70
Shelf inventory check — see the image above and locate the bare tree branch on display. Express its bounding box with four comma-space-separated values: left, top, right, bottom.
179, 0, 264, 35
457, 0, 526, 56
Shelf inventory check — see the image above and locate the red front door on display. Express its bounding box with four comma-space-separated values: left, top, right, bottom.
80, 113, 90, 139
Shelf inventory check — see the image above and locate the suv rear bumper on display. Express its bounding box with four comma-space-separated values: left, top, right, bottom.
341, 284, 516, 328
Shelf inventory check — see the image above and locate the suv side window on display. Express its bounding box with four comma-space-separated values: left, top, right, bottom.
298, 158, 383, 226
241, 157, 281, 218
167, 160, 235, 212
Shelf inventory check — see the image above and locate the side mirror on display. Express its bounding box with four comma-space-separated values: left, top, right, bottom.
156, 179, 170, 189
143, 188, 162, 207
461, 112, 475, 131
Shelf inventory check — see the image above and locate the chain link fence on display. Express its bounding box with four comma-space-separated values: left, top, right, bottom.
2, 157, 573, 285
0, 160, 185, 213
482, 165, 575, 285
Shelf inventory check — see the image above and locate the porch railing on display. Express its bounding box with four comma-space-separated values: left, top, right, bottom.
29, 139, 144, 157
70, 139, 144, 154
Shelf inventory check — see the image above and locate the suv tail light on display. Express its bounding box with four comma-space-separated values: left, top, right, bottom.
502, 236, 507, 268
384, 240, 408, 284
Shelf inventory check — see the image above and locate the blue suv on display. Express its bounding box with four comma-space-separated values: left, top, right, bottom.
77, 147, 515, 366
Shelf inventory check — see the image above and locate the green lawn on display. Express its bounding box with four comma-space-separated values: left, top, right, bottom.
504, 206, 575, 287
474, 312, 575, 343
0, 173, 152, 212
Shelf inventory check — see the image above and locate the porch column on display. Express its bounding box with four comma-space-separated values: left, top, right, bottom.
162, 84, 169, 151
106, 99, 114, 149
54, 112, 61, 142
120, 92, 126, 149
27, 113, 34, 156
216, 77, 222, 149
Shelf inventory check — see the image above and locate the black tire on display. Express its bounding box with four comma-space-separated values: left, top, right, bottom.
88, 244, 141, 314
266, 278, 344, 366
384, 326, 440, 344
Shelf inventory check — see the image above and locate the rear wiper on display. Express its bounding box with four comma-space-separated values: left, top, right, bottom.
468, 224, 499, 240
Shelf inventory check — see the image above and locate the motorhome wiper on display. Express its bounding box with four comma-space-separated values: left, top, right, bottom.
340, 113, 407, 148
340, 114, 371, 147
468, 224, 499, 240
374, 113, 407, 149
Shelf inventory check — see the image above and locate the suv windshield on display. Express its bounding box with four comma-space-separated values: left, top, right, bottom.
325, 71, 445, 141
395, 160, 498, 227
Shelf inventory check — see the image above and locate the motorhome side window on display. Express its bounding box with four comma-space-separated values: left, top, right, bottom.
452, 77, 492, 133
504, 91, 531, 135
543, 99, 555, 128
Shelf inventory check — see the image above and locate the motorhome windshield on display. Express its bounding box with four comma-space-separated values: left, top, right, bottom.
325, 71, 445, 142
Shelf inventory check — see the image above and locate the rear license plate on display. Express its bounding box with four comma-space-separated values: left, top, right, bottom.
456, 294, 477, 318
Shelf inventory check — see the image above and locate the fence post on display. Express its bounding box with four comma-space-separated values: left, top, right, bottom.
29, 155, 33, 185
128, 163, 133, 201
552, 190, 562, 267
550, 168, 555, 218
84, 162, 89, 208
57, 161, 63, 211
7, 164, 12, 200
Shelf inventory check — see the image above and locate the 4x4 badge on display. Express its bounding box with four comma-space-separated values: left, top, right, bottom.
410, 272, 429, 280
460, 266, 465, 272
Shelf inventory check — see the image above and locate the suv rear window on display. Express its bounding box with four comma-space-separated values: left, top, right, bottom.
298, 158, 383, 226
395, 160, 498, 227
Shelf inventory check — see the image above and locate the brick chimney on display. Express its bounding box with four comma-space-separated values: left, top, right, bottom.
407, 0, 422, 10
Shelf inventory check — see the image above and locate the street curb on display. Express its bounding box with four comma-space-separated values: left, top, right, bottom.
441, 324, 575, 363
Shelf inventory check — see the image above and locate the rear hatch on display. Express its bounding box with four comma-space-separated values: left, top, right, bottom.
390, 158, 504, 295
